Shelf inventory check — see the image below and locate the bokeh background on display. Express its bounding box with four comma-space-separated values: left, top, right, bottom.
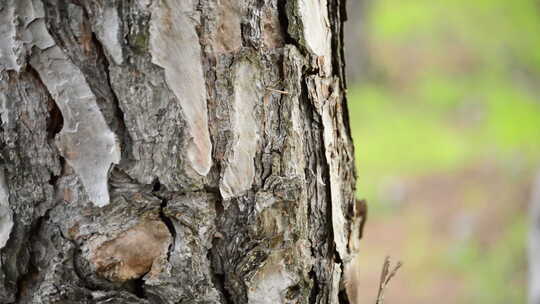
345, 0, 540, 303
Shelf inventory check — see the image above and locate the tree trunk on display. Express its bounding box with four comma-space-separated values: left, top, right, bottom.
0, 0, 358, 303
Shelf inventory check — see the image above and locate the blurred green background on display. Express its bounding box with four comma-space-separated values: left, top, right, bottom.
345, 0, 540, 303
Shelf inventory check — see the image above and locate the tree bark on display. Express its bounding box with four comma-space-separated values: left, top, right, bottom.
0, 0, 358, 303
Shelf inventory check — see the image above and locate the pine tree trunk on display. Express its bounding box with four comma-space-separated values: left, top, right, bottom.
0, 0, 358, 303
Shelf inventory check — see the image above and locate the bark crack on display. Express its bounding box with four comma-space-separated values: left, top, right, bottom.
299, 73, 337, 304
277, 0, 296, 46
208, 195, 234, 304
90, 32, 131, 161
308, 269, 321, 304
24, 64, 64, 183
14, 210, 51, 303
131, 272, 148, 299
26, 63, 65, 141
153, 179, 176, 263
210, 271, 233, 304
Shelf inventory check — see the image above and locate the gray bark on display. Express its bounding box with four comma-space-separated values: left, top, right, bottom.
0, 0, 359, 303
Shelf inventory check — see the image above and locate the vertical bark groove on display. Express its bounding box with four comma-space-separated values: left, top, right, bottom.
90, 30, 131, 162
154, 181, 177, 263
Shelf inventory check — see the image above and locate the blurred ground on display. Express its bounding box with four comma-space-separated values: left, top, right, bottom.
345, 0, 540, 303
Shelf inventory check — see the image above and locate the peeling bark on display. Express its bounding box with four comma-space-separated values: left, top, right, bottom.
0, 0, 358, 303
220, 60, 260, 199
148, 0, 213, 177
0, 166, 12, 249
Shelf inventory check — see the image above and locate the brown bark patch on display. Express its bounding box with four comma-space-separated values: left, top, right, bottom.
215, 0, 242, 53
91, 220, 171, 282
262, 8, 284, 49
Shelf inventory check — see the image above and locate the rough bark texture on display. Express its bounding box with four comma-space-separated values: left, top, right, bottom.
0, 0, 359, 303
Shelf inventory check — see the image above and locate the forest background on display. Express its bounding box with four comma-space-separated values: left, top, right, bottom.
345, 0, 540, 303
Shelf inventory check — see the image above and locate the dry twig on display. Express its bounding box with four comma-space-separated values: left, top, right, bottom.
265, 87, 289, 95
375, 256, 402, 304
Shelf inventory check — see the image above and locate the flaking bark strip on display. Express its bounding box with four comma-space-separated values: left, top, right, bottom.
0, 165, 13, 249
0, 2, 20, 71
93, 3, 124, 65
220, 60, 261, 200
282, 45, 307, 178
30, 45, 120, 207
149, 0, 212, 176
330, 263, 342, 304
285, 0, 333, 75
306, 76, 348, 261
0, 0, 120, 207
0, 0, 56, 72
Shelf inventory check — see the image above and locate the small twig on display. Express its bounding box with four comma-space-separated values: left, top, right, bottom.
375, 256, 402, 304
265, 87, 289, 95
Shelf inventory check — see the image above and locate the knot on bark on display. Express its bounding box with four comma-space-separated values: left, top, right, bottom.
91, 219, 171, 282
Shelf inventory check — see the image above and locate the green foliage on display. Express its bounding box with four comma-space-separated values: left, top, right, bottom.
446, 217, 527, 303
348, 0, 540, 301
350, 0, 540, 206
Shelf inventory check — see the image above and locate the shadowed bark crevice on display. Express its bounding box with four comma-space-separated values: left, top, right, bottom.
152, 179, 176, 263
277, 0, 296, 46
89, 30, 131, 160
14, 257, 38, 303
208, 194, 232, 304
14, 211, 49, 303
158, 202, 176, 263
209, 269, 233, 304
338, 289, 349, 304
299, 71, 338, 304
328, 0, 354, 142
130, 273, 148, 299
30, 67, 64, 141
24, 65, 65, 190
308, 269, 321, 304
